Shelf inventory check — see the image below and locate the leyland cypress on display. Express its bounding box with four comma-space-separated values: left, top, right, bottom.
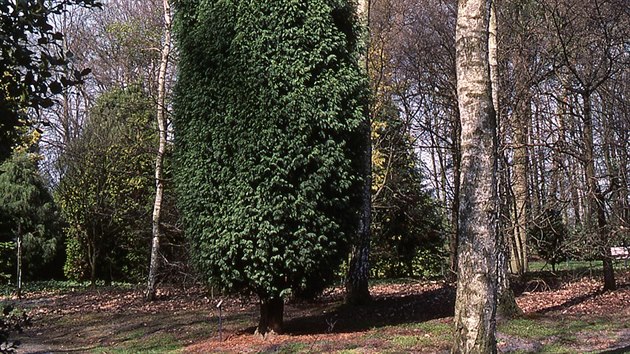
173, 0, 368, 334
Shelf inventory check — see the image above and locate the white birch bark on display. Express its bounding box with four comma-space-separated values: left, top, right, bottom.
452, 0, 499, 352
146, 0, 172, 301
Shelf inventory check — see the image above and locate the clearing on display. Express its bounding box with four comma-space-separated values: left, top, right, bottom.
4, 269, 629, 353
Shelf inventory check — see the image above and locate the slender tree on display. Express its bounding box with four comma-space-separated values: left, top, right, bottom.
452, 0, 499, 352
146, 0, 173, 302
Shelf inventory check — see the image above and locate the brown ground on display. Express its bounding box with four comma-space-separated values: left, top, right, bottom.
6, 269, 630, 353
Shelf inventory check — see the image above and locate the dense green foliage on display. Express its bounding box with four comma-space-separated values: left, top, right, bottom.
529, 208, 568, 271
174, 0, 368, 300
55, 87, 156, 283
0, 153, 62, 283
371, 103, 446, 279
0, 0, 100, 162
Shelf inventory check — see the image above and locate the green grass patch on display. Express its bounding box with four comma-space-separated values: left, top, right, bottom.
499, 316, 622, 350
0, 280, 140, 297
529, 259, 628, 272
270, 342, 310, 353
539, 343, 574, 353
391, 335, 426, 348
96, 333, 182, 354
499, 318, 557, 338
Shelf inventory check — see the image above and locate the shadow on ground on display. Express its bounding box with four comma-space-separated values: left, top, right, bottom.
238, 285, 456, 336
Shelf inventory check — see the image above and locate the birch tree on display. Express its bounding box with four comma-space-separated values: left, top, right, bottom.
452, 0, 499, 351
145, 0, 173, 302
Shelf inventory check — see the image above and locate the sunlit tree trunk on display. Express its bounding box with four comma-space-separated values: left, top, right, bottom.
16, 222, 22, 299
452, 0, 499, 352
346, 0, 372, 305
146, 0, 172, 301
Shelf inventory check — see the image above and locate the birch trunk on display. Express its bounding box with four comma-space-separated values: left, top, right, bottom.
146, 0, 172, 301
452, 0, 499, 352
346, 0, 372, 305
16, 222, 22, 299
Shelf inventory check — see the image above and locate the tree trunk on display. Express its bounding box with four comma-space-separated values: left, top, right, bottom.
582, 92, 616, 291
452, 0, 499, 352
510, 88, 529, 275
146, 0, 172, 302
16, 222, 22, 299
346, 117, 372, 305
490, 4, 521, 321
449, 110, 461, 282
346, 0, 372, 306
256, 297, 284, 336
89, 223, 97, 287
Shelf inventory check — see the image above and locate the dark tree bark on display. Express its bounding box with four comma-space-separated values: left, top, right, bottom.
582, 92, 616, 291
449, 110, 461, 282
346, 120, 372, 305
346, 0, 372, 306
256, 297, 284, 336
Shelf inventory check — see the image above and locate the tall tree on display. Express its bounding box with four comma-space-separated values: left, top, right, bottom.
0, 152, 61, 297
146, 0, 173, 302
544, 0, 628, 290
174, 0, 368, 334
452, 0, 499, 352
491, 2, 521, 319
56, 87, 156, 284
345, 0, 372, 306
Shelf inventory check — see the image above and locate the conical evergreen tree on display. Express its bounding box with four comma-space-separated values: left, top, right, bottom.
173, 0, 368, 334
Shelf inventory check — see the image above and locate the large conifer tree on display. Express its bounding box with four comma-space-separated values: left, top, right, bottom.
173, 0, 368, 334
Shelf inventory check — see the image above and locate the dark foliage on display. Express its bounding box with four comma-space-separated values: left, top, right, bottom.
173, 0, 369, 302
530, 208, 569, 272
0, 0, 101, 162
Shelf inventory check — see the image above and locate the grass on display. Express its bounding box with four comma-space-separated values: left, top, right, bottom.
1, 280, 140, 298
95, 333, 182, 354
9, 273, 629, 353
529, 259, 629, 273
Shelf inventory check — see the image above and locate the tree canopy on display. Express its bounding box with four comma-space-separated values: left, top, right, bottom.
0, 152, 61, 282
55, 87, 156, 283
173, 0, 369, 333
0, 0, 100, 162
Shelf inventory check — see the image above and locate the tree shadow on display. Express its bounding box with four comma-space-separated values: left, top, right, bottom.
281, 285, 456, 335
535, 289, 604, 314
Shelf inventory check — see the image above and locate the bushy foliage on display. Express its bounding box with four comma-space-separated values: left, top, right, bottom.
56, 87, 156, 283
0, 153, 63, 283
529, 208, 568, 271
173, 0, 368, 300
